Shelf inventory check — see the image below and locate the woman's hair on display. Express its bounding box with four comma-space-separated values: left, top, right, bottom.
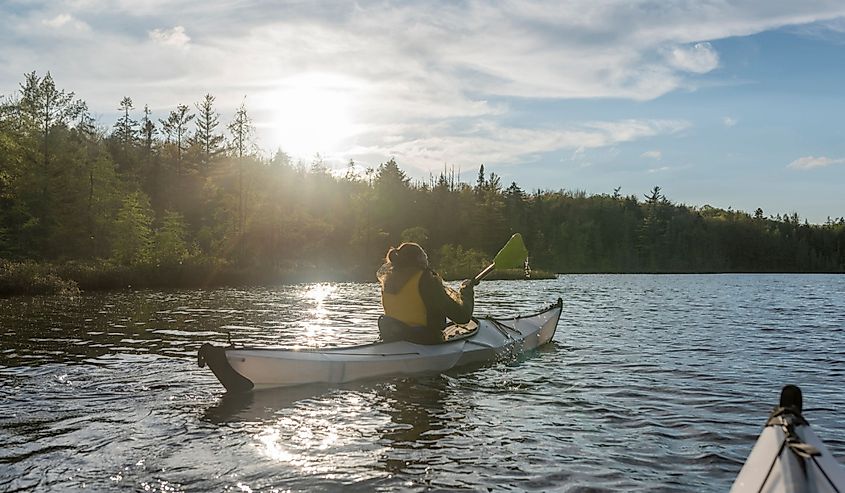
385, 242, 428, 270
378, 242, 429, 290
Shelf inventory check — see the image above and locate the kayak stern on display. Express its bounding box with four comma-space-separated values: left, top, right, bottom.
198, 343, 255, 393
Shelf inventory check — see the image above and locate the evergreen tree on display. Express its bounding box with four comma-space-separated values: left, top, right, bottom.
112, 191, 154, 265
152, 210, 189, 265
226, 100, 255, 242
159, 104, 194, 170
113, 97, 138, 153
227, 100, 254, 159
194, 94, 224, 169
140, 105, 157, 154
13, 72, 86, 256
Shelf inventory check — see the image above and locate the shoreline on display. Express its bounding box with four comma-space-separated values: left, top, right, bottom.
0, 260, 558, 297
3, 259, 841, 298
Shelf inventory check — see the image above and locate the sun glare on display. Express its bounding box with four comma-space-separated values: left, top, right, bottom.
263, 74, 356, 159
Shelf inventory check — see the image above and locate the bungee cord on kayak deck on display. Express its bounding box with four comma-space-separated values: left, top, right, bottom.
730, 385, 845, 493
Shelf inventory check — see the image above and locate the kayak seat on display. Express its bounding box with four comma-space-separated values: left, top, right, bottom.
443, 319, 479, 341
378, 316, 444, 345
378, 316, 480, 344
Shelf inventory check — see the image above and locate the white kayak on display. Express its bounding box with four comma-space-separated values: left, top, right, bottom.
198, 298, 562, 393
731, 385, 845, 493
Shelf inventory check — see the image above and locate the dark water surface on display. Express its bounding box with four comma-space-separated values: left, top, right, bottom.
1, 275, 843, 492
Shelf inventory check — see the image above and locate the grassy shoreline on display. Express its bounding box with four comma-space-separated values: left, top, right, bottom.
0, 260, 557, 297
5, 258, 841, 298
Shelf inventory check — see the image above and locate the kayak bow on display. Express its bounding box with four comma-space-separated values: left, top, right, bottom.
199, 298, 562, 393
731, 385, 845, 493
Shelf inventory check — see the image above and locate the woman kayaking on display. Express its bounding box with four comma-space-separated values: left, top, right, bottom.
377, 242, 474, 344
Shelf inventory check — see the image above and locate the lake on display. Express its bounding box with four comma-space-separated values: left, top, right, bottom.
1, 274, 843, 492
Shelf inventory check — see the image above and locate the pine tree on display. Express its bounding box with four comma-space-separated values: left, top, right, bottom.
14, 72, 86, 256
194, 94, 224, 169
113, 97, 138, 152
112, 191, 154, 265
227, 100, 254, 159
18, 71, 85, 176
227, 100, 255, 241
159, 104, 194, 171
139, 105, 156, 152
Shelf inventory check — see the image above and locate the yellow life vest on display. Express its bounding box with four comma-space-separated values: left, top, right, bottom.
381, 270, 427, 327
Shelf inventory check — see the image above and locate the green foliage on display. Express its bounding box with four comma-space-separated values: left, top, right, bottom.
194, 94, 225, 167
152, 211, 189, 265
0, 260, 79, 296
112, 192, 153, 265
435, 244, 489, 280
1, 71, 845, 296
400, 226, 429, 246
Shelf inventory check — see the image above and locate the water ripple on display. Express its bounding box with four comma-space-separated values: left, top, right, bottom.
1, 275, 844, 491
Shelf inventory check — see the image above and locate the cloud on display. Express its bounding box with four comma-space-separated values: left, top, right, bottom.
787, 156, 845, 170
42, 13, 89, 31
723, 116, 738, 127
584, 120, 690, 142
3, 1, 845, 168
787, 17, 845, 43
149, 26, 190, 47
667, 42, 719, 73
346, 119, 690, 172
6, 1, 845, 103
642, 150, 662, 159
43, 13, 72, 27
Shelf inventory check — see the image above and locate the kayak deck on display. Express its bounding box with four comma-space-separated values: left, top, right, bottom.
731, 385, 845, 493
199, 298, 562, 392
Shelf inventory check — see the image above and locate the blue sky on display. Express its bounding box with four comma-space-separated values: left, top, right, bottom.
2, 1, 844, 222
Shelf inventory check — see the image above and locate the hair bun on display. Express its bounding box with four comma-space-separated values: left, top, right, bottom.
385, 242, 427, 269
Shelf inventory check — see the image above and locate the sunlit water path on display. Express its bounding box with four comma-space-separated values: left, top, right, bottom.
1, 275, 843, 492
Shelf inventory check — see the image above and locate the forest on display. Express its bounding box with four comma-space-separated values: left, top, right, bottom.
1, 72, 844, 295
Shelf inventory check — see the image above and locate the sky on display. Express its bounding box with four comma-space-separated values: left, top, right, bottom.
2, 1, 845, 223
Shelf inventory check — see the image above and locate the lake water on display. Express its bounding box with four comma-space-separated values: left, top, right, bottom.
1, 274, 843, 492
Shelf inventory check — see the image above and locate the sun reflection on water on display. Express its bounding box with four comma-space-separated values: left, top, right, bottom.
256, 416, 344, 474
301, 283, 339, 346
304, 283, 336, 306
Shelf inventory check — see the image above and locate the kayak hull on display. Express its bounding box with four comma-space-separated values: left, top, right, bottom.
200, 298, 562, 392
731, 385, 845, 493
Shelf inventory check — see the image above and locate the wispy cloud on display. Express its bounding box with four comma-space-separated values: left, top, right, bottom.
149, 26, 190, 48
723, 116, 738, 127
348, 119, 690, 171
788, 156, 845, 170
42, 13, 89, 31
642, 150, 663, 159
3, 1, 845, 169
787, 17, 845, 44
43, 13, 71, 28
667, 42, 719, 73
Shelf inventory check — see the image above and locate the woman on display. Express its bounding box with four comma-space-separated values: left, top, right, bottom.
377, 242, 474, 344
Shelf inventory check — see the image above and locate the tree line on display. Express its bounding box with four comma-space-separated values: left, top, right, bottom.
1, 72, 843, 293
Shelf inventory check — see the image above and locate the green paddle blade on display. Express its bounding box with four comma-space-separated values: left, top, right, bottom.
493, 233, 528, 269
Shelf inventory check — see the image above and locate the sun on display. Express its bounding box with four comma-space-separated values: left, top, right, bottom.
264, 73, 356, 159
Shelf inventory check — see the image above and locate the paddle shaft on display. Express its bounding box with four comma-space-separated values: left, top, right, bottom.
471, 263, 495, 286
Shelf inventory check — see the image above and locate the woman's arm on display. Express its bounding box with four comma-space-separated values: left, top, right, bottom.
419, 270, 474, 327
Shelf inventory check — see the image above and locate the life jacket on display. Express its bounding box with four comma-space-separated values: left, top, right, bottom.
381, 270, 427, 327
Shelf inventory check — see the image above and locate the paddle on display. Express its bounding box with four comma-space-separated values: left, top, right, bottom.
470, 233, 529, 286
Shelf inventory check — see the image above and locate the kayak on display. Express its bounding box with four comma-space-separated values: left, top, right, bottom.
731, 385, 845, 493
199, 298, 562, 393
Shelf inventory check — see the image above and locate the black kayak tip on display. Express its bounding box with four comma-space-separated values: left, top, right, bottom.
779, 384, 803, 414
198, 343, 254, 393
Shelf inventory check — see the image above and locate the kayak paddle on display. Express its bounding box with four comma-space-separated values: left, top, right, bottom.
471, 233, 529, 286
